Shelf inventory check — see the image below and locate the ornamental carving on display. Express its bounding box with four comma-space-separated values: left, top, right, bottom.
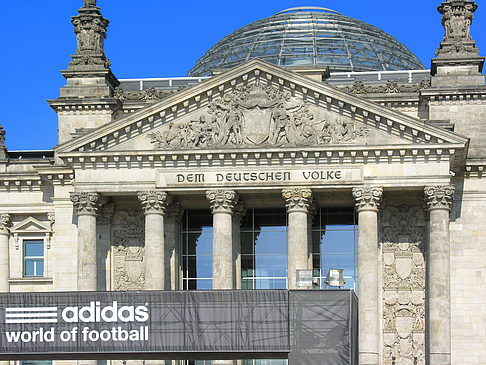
112, 210, 145, 291
206, 190, 238, 214
138, 191, 171, 214
68, 1, 111, 70
424, 185, 454, 211
342, 80, 431, 95
0, 214, 11, 234
436, 0, 480, 57
282, 188, 312, 213
114, 87, 178, 102
352, 186, 383, 212
71, 192, 105, 216
381, 205, 426, 365
148, 82, 368, 149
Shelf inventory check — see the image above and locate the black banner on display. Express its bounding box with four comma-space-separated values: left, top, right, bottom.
0, 290, 357, 364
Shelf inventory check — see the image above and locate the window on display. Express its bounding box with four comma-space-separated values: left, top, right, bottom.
312, 207, 358, 291
21, 361, 52, 365
181, 210, 213, 290
23, 239, 44, 277
241, 208, 288, 289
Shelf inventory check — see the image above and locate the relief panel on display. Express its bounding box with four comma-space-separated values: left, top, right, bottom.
111, 210, 145, 291
380, 205, 426, 365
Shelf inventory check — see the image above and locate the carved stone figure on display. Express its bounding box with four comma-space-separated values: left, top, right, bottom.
148, 82, 368, 150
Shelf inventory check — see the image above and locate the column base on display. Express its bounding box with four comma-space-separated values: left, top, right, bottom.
429, 353, 451, 365
359, 352, 379, 365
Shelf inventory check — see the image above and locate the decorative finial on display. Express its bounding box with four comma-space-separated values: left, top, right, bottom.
83, 0, 97, 7
0, 124, 7, 159
66, 0, 111, 70
435, 0, 480, 57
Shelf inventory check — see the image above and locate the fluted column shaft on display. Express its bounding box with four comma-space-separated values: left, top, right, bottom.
283, 188, 312, 290
353, 186, 383, 365
139, 191, 171, 290
0, 214, 11, 292
71, 192, 104, 291
207, 190, 238, 290
425, 186, 454, 365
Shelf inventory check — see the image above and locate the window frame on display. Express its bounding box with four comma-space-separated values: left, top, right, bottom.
22, 238, 46, 278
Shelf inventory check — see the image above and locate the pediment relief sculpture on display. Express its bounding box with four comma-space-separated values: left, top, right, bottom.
148, 82, 368, 150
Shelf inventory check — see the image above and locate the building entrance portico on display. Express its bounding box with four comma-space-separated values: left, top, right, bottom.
52, 59, 467, 365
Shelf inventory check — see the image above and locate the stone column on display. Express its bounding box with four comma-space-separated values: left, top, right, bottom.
352, 186, 383, 365
138, 191, 171, 291
0, 214, 11, 292
307, 201, 317, 275
283, 188, 312, 290
424, 185, 454, 365
71, 192, 105, 291
165, 202, 184, 290
232, 202, 246, 289
206, 190, 238, 290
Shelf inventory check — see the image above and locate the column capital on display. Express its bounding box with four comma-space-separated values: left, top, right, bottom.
352, 186, 383, 212
424, 185, 455, 211
0, 214, 12, 235
206, 190, 238, 214
282, 188, 312, 213
138, 191, 171, 215
167, 202, 184, 223
233, 201, 247, 225
71, 192, 105, 216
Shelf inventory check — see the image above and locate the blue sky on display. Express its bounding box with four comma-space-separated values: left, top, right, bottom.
0, 0, 484, 151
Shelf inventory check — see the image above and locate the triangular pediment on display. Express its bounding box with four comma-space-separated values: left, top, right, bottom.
55, 59, 468, 161
11, 217, 51, 234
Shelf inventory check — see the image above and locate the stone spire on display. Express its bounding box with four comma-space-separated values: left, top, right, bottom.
431, 0, 484, 87
435, 0, 480, 58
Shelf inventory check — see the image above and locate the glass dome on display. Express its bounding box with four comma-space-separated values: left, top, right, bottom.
188, 7, 426, 76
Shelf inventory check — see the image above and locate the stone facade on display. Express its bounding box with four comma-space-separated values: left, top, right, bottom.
0, 1, 485, 364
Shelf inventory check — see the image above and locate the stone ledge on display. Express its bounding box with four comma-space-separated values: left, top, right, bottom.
8, 277, 54, 285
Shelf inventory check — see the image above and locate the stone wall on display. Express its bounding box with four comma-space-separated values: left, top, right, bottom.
450, 176, 486, 364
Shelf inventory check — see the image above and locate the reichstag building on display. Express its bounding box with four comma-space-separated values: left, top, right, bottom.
0, 0, 485, 365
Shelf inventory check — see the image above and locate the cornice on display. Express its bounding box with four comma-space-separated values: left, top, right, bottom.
0, 173, 44, 192
56, 143, 465, 172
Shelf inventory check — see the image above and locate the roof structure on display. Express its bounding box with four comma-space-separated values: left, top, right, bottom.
188, 7, 426, 76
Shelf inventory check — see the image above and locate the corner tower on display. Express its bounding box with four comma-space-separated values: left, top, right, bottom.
49, 0, 121, 144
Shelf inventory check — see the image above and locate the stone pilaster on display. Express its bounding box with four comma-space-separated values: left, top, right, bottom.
165, 202, 184, 290
71, 192, 105, 291
232, 202, 246, 289
283, 188, 312, 290
352, 186, 383, 365
424, 185, 454, 365
0, 214, 12, 292
138, 191, 171, 290
206, 190, 238, 290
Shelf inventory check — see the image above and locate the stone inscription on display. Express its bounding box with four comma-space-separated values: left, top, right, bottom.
157, 168, 360, 188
